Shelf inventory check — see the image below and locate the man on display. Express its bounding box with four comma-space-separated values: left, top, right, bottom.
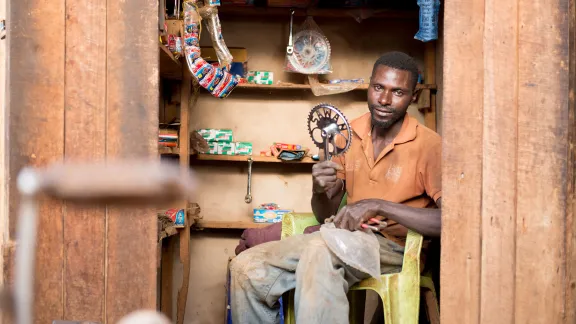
230, 51, 441, 324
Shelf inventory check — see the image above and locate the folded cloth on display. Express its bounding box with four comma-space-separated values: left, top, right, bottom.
234, 222, 322, 255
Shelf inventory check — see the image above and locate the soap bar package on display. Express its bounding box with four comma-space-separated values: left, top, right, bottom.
253, 208, 293, 223
207, 142, 236, 155
247, 71, 273, 85
235, 142, 253, 155
197, 128, 233, 142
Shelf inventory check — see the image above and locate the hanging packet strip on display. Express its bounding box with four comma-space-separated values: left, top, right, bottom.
414, 0, 441, 42
183, 1, 239, 98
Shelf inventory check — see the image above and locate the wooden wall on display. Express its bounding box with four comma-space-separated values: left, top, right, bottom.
5, 0, 159, 323
441, 0, 576, 323
172, 16, 431, 324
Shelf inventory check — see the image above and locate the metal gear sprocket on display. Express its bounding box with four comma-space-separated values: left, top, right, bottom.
307, 103, 352, 160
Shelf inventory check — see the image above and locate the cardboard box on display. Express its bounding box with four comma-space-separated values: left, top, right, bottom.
235, 142, 253, 155
253, 208, 293, 223
201, 47, 248, 77
207, 142, 236, 155
198, 128, 234, 142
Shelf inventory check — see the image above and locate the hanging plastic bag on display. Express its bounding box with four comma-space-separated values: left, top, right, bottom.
319, 223, 382, 280
199, 5, 234, 69
284, 17, 332, 75
183, 1, 239, 98
307, 75, 363, 96
414, 0, 441, 42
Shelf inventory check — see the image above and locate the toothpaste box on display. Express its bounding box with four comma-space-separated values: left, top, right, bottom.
253, 208, 293, 223
235, 142, 253, 155
207, 142, 235, 155
197, 128, 233, 142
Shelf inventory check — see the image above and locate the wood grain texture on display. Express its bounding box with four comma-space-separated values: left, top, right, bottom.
567, 0, 576, 320
8, 0, 66, 322
479, 0, 518, 321
440, 0, 484, 323
515, 0, 570, 322
176, 69, 192, 324
63, 0, 106, 321
105, 0, 159, 323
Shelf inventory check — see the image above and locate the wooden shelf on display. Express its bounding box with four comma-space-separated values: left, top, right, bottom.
233, 82, 436, 91
159, 42, 182, 79
217, 6, 418, 20
161, 152, 318, 164
196, 153, 317, 164
193, 220, 273, 230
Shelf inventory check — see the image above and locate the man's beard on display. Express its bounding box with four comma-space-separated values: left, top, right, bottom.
369, 105, 405, 129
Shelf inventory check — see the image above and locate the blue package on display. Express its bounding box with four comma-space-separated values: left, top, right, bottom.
414, 0, 441, 42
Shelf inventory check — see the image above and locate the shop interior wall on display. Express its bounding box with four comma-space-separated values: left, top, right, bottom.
164, 15, 440, 324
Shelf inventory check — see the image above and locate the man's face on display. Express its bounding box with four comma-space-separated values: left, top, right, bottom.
367, 65, 417, 129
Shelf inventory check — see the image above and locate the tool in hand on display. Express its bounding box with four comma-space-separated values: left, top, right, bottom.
307, 103, 352, 161
244, 157, 253, 203
286, 10, 294, 55
11, 159, 197, 324
362, 218, 388, 232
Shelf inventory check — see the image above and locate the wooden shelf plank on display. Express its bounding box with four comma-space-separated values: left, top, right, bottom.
196, 153, 317, 164
159, 42, 182, 80
194, 220, 273, 230
217, 6, 418, 20
231, 82, 436, 91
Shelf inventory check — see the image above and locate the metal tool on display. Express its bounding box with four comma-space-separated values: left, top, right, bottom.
244, 157, 253, 203
11, 160, 196, 324
307, 103, 352, 161
286, 10, 294, 55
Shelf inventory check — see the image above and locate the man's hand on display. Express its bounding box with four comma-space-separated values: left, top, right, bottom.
312, 161, 343, 194
333, 199, 384, 231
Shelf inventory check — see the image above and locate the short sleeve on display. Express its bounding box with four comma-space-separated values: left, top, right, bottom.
420, 140, 442, 202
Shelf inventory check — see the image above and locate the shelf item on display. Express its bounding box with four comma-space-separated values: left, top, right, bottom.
195, 153, 317, 164
159, 42, 182, 79
194, 220, 272, 230
203, 82, 436, 92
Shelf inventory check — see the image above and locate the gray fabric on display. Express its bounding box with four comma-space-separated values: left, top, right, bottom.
229, 231, 404, 324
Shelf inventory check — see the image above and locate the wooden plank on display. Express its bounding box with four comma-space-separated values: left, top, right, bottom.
515, 0, 570, 322
440, 0, 484, 322
423, 42, 436, 131
194, 220, 271, 230
63, 0, 107, 321
235, 82, 436, 91
176, 68, 192, 324
479, 0, 518, 321
567, 0, 576, 320
159, 43, 182, 80
105, 0, 159, 322
160, 238, 176, 320
196, 154, 317, 164
8, 0, 66, 322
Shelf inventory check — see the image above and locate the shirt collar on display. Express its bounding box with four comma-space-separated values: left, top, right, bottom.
351, 112, 418, 145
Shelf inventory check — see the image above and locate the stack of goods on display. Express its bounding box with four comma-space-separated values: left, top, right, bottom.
159, 128, 179, 153
246, 71, 274, 85
253, 203, 293, 223
197, 128, 253, 156
202, 46, 248, 78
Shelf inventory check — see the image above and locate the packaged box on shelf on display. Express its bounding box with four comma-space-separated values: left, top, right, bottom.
247, 71, 273, 85
159, 208, 186, 227
198, 128, 233, 142
201, 47, 248, 77
253, 208, 293, 223
208, 142, 236, 155
235, 142, 253, 155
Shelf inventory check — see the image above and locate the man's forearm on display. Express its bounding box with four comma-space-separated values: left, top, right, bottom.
311, 181, 344, 223
373, 199, 441, 237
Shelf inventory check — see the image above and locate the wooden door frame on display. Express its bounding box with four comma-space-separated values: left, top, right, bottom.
440, 0, 575, 323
